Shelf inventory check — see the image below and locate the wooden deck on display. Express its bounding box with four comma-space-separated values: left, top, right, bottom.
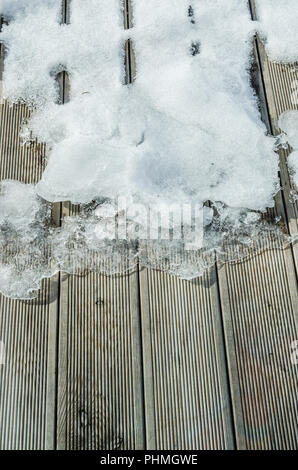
0, 0, 297, 450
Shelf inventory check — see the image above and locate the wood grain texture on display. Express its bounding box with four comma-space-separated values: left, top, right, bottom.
249, 0, 298, 263
217, 2, 298, 449
0, 10, 59, 452
218, 239, 298, 449
140, 264, 235, 450
0, 280, 58, 450
57, 268, 145, 450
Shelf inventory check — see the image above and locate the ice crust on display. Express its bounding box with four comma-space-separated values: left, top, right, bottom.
0, 0, 290, 298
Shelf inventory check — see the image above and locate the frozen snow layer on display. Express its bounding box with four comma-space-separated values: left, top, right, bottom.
279, 111, 298, 189
256, 0, 298, 63
0, 0, 279, 210
288, 152, 298, 189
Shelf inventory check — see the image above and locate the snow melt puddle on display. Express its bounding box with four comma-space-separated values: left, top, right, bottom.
0, 0, 293, 298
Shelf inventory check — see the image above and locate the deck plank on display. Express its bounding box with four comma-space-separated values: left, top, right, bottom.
139, 264, 235, 449
0, 67, 58, 450
0, 12, 59, 451
217, 1, 298, 449
57, 268, 144, 450
129, 0, 297, 450
218, 240, 298, 449
0, 1, 297, 451
249, 0, 298, 265
257, 43, 298, 265
125, 0, 234, 450
0, 280, 58, 450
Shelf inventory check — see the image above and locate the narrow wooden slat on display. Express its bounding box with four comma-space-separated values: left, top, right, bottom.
1, 0, 297, 451
218, 1, 298, 450
61, 0, 71, 25
0, 100, 58, 447
0, 17, 4, 105
131, 0, 234, 449
258, 45, 298, 264
140, 263, 235, 449
56, 0, 145, 450
0, 11, 59, 451
249, 0, 298, 264
57, 267, 144, 450
218, 239, 298, 449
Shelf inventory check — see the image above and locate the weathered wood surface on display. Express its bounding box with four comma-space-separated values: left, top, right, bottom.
0, 14, 58, 448
140, 264, 235, 450
0, 0, 297, 450
250, 0, 298, 266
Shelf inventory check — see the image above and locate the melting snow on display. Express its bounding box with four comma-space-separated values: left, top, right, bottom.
256, 0, 298, 63
279, 111, 298, 189
0, 0, 292, 298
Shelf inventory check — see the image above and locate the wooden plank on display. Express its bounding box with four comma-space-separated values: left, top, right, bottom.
124, 1, 136, 84
0, 10, 60, 449
218, 239, 298, 449
57, 267, 145, 450
217, 1, 298, 450
257, 44, 298, 263
131, 0, 234, 450
0, 102, 46, 183
56, 0, 145, 450
0, 281, 59, 450
139, 263, 235, 449
249, 0, 298, 264
132, 0, 297, 450
0, 24, 59, 448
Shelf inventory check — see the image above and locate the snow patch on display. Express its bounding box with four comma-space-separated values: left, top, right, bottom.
279, 111, 298, 189
256, 0, 298, 63
0, 0, 290, 297
1, 0, 279, 209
